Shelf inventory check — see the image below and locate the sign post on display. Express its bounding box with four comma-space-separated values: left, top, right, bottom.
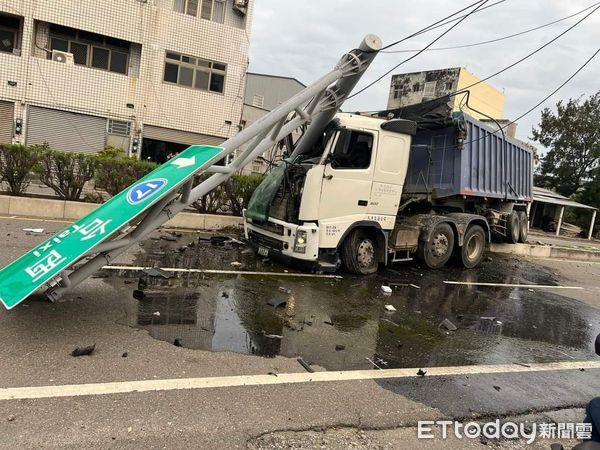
0, 145, 223, 310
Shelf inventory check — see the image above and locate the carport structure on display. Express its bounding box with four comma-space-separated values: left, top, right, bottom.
530, 186, 597, 240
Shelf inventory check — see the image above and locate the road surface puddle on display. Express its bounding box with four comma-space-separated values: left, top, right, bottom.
104, 231, 600, 370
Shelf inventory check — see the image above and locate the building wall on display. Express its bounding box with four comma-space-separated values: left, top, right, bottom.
244, 73, 305, 111
387, 67, 505, 120
454, 68, 505, 120
0, 0, 254, 152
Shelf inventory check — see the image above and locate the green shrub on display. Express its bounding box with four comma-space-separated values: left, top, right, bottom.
35, 145, 96, 200
97, 145, 126, 159
95, 157, 157, 197
191, 173, 228, 214
0, 144, 40, 195
225, 174, 265, 216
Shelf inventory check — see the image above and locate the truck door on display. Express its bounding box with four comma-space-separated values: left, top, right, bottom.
319, 128, 375, 220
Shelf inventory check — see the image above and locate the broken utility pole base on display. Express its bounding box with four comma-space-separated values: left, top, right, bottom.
0, 34, 382, 310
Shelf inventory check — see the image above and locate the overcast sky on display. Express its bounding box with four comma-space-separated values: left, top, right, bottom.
247, 0, 600, 145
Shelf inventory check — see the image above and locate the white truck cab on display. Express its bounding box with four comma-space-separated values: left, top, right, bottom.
244, 113, 418, 273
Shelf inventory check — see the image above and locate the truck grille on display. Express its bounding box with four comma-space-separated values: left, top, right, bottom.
248, 230, 285, 251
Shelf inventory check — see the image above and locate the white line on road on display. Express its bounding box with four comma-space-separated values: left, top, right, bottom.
443, 281, 584, 290
1, 361, 598, 401
102, 265, 343, 279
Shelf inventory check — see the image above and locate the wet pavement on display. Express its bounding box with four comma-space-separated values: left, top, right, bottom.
102, 230, 600, 371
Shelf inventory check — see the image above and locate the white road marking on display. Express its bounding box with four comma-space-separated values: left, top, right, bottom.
444, 281, 584, 290
0, 361, 598, 401
102, 265, 343, 279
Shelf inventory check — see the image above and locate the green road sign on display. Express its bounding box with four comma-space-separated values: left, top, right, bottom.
0, 145, 223, 310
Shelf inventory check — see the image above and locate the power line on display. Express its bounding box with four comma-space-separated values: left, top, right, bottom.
348, 0, 494, 100
382, 1, 600, 54
381, 0, 488, 51
434, 45, 600, 150
382, 0, 508, 51
452, 3, 600, 96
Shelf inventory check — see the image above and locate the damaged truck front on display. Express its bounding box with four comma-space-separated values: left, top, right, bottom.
244, 109, 533, 274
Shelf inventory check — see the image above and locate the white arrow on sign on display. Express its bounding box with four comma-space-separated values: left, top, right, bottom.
171, 156, 196, 168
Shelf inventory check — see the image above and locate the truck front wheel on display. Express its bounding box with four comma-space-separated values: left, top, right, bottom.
416, 223, 455, 269
341, 230, 379, 275
455, 224, 486, 268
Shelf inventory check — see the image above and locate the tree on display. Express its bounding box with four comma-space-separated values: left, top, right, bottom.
532, 92, 600, 197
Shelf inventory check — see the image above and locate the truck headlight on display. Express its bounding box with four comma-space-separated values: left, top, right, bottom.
293, 230, 307, 254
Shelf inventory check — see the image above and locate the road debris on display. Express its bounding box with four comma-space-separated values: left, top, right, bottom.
439, 318, 457, 332
142, 267, 173, 279
160, 234, 178, 242
417, 368, 427, 377
267, 297, 287, 308
381, 285, 392, 295
478, 317, 503, 334
335, 344, 346, 351
493, 385, 502, 392
365, 357, 382, 370
210, 236, 229, 246
230, 261, 243, 268
278, 286, 292, 295
122, 352, 128, 358
264, 334, 283, 339
513, 362, 531, 368
153, 311, 161, 317
174, 339, 182, 347
297, 357, 314, 373
23, 228, 44, 234
6, 415, 16, 422
323, 320, 334, 326
71, 344, 95, 357
384, 304, 397, 312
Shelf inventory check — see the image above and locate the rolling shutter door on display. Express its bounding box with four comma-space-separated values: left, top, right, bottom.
0, 101, 14, 145
143, 125, 224, 146
27, 107, 106, 153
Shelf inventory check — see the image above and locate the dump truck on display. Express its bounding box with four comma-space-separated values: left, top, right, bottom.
244, 102, 534, 274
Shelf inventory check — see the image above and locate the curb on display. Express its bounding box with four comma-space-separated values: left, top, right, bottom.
0, 194, 243, 231
489, 242, 600, 262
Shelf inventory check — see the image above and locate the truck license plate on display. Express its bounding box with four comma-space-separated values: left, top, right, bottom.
258, 246, 269, 257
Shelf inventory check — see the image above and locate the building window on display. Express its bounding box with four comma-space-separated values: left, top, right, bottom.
163, 51, 226, 94
252, 95, 264, 108
412, 82, 421, 92
47, 24, 130, 75
174, 0, 225, 23
423, 81, 437, 98
392, 85, 403, 100
108, 119, 131, 136
445, 81, 453, 91
0, 14, 21, 54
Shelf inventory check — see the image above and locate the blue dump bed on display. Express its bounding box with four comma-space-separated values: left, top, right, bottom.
403, 113, 533, 202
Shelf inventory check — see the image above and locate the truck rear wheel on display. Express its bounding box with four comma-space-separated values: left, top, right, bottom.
455, 225, 486, 269
341, 230, 379, 275
505, 211, 520, 244
416, 222, 455, 269
518, 211, 528, 243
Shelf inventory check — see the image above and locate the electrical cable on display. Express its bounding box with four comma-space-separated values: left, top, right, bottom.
382, 1, 600, 54
348, 0, 493, 100
380, 0, 489, 51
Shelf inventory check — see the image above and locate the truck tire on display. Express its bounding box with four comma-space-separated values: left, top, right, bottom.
416, 222, 455, 269
340, 229, 379, 275
455, 225, 486, 269
518, 211, 528, 243
505, 211, 520, 244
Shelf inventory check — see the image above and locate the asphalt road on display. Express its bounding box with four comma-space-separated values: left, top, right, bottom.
0, 215, 598, 449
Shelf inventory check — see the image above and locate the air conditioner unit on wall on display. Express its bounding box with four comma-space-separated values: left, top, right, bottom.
51, 50, 74, 65
233, 0, 248, 15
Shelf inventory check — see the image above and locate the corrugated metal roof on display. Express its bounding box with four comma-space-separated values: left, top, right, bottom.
533, 186, 597, 210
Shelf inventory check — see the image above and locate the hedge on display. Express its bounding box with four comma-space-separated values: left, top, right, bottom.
0, 144, 266, 212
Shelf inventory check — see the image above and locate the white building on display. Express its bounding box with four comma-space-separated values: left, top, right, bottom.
0, 0, 253, 162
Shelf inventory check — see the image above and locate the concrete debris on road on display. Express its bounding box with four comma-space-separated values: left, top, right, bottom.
384, 304, 397, 312
278, 286, 292, 295
416, 368, 427, 377
71, 344, 95, 357
153, 311, 161, 317
267, 297, 287, 308
439, 318, 457, 331
160, 234, 178, 242
230, 261, 243, 268
381, 285, 392, 295
335, 344, 346, 351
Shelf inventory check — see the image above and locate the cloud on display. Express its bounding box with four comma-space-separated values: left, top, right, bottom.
247, 0, 600, 143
